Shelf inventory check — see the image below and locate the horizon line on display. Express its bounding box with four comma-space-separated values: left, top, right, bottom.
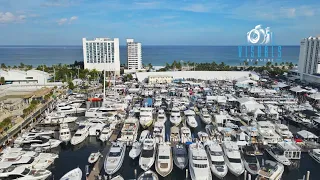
0, 44, 300, 46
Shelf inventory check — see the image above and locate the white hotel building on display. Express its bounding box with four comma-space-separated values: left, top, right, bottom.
82, 38, 120, 75
126, 39, 142, 70
298, 36, 320, 84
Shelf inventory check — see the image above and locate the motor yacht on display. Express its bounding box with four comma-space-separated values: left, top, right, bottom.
99, 125, 113, 142
88, 151, 101, 164
43, 112, 78, 124
139, 136, 156, 171
59, 123, 71, 143
275, 123, 293, 139
0, 166, 52, 180
139, 107, 154, 128
257, 121, 282, 145
256, 160, 284, 180
200, 108, 212, 124
60, 167, 82, 180
204, 141, 228, 179
185, 109, 198, 128
30, 136, 62, 150
180, 126, 192, 144
78, 118, 106, 136
139, 130, 150, 143
222, 141, 244, 177
137, 170, 159, 180
170, 126, 180, 143
241, 145, 260, 175
265, 145, 291, 166
56, 105, 86, 115
85, 104, 117, 118
157, 109, 167, 124
309, 149, 320, 163
153, 121, 165, 143
70, 125, 89, 145
120, 117, 139, 145
155, 143, 173, 177
154, 97, 162, 108
198, 131, 209, 143
172, 143, 188, 169
129, 142, 142, 159
170, 107, 182, 126
188, 142, 212, 180
15, 130, 54, 145
0, 154, 55, 170
104, 141, 126, 175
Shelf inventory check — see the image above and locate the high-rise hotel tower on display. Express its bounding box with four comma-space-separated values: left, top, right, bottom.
126, 39, 142, 70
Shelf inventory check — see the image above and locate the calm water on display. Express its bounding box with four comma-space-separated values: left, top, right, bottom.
0, 46, 299, 66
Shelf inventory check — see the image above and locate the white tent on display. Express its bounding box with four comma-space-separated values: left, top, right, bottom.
297, 130, 318, 140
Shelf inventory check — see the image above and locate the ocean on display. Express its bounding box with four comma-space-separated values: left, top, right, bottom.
0, 46, 299, 67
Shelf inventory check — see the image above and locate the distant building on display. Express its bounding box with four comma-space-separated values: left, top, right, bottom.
82, 38, 120, 75
126, 39, 142, 70
0, 69, 50, 84
148, 75, 173, 84
298, 36, 320, 84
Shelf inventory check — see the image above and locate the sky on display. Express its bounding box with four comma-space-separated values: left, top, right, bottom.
0, 0, 319, 45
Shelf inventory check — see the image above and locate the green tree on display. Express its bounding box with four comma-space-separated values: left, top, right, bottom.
19, 62, 25, 69
1, 63, 6, 69
13, 65, 17, 69
68, 81, 75, 90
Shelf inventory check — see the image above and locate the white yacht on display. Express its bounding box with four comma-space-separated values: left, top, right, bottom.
155, 143, 173, 177
198, 131, 209, 143
265, 145, 291, 166
88, 151, 101, 164
157, 109, 167, 124
153, 121, 165, 143
257, 121, 282, 145
241, 145, 260, 175
99, 125, 113, 142
56, 105, 86, 115
85, 104, 117, 118
70, 125, 89, 145
185, 109, 198, 128
170, 126, 180, 143
204, 141, 228, 179
138, 170, 159, 180
139, 130, 150, 143
59, 123, 71, 143
15, 130, 54, 145
0, 166, 52, 180
154, 97, 162, 108
180, 126, 192, 144
0, 154, 55, 170
120, 117, 139, 145
222, 141, 244, 177
139, 136, 156, 171
170, 107, 182, 126
129, 142, 142, 159
256, 160, 284, 180
188, 142, 212, 180
104, 141, 126, 175
200, 108, 212, 124
309, 149, 320, 163
139, 107, 154, 128
43, 112, 78, 124
78, 118, 106, 136
275, 124, 293, 139
30, 136, 62, 150
60, 167, 82, 180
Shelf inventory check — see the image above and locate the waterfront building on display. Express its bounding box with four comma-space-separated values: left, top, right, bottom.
126, 39, 142, 70
298, 36, 320, 84
148, 75, 173, 84
82, 38, 120, 75
0, 69, 50, 84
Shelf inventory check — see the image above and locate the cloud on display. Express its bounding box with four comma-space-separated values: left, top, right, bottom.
42, 0, 75, 7
70, 16, 78, 21
181, 4, 210, 13
57, 16, 78, 25
0, 12, 26, 23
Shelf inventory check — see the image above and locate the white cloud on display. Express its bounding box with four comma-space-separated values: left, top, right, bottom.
0, 12, 26, 23
181, 4, 210, 13
57, 16, 78, 25
70, 16, 78, 21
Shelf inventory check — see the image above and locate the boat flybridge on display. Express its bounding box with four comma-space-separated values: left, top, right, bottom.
157, 109, 167, 124
309, 149, 320, 163
59, 123, 71, 143
257, 121, 282, 145
170, 126, 180, 143
139, 107, 154, 129
256, 160, 284, 180
0, 166, 52, 180
222, 141, 244, 177
56, 104, 86, 115
275, 124, 293, 139
204, 141, 228, 179
104, 141, 126, 175
43, 112, 77, 124
139, 136, 156, 171
120, 117, 139, 145
188, 142, 212, 180
85, 103, 117, 118
200, 108, 212, 124
155, 143, 173, 177
170, 107, 182, 126
153, 121, 165, 143
185, 110, 198, 128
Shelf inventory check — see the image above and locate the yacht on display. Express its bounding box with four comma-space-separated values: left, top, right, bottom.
153, 121, 165, 143
241, 145, 260, 175
120, 117, 139, 145
200, 108, 212, 124
129, 142, 142, 159
155, 143, 173, 177
137, 170, 159, 180
257, 121, 282, 145
15, 130, 54, 145
265, 145, 291, 166
188, 142, 212, 180
170, 126, 180, 143
0, 166, 52, 180
275, 124, 293, 139
256, 160, 284, 180
104, 141, 126, 175
170, 107, 182, 126
222, 141, 244, 177
157, 109, 167, 124
85, 104, 117, 118
60, 167, 82, 180
0, 154, 55, 170
309, 149, 320, 163
70, 125, 89, 145
88, 151, 101, 164
59, 123, 71, 143
180, 126, 192, 144
154, 97, 162, 108
139, 136, 156, 171
204, 141, 228, 179
139, 107, 154, 128
30, 136, 62, 150
99, 125, 113, 142
185, 110, 198, 128
56, 105, 86, 115
139, 130, 150, 143
172, 143, 188, 169
198, 131, 209, 143
78, 118, 106, 136
43, 112, 78, 124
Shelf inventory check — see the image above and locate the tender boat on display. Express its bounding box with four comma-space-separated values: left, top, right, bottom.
204, 141, 228, 179
185, 109, 198, 128
104, 141, 126, 175
137, 170, 159, 180
170, 126, 180, 143
120, 117, 139, 145
256, 160, 284, 180
139, 130, 150, 143
70, 125, 89, 145
180, 126, 192, 144
0, 166, 52, 180
99, 125, 113, 142
59, 123, 71, 143
88, 151, 101, 164
153, 121, 165, 143
241, 145, 260, 175
265, 145, 291, 166
155, 143, 173, 177
200, 108, 212, 124
222, 141, 244, 177
139, 107, 154, 128
172, 143, 188, 169
60, 167, 82, 180
129, 142, 142, 159
188, 142, 212, 180
157, 109, 167, 124
139, 136, 156, 171
170, 107, 182, 126
309, 149, 320, 163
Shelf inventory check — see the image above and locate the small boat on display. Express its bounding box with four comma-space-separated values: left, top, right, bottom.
185, 109, 198, 128
308, 149, 320, 163
170, 126, 180, 143
241, 145, 260, 175
104, 141, 126, 175
198, 131, 209, 142
172, 143, 188, 169
99, 125, 113, 142
139, 136, 156, 171
265, 145, 291, 166
137, 170, 159, 180
256, 160, 284, 180
180, 126, 192, 144
60, 167, 82, 180
59, 123, 71, 143
139, 130, 150, 143
205, 141, 228, 179
129, 141, 142, 159
111, 175, 124, 180
70, 125, 89, 145
88, 151, 101, 164
155, 143, 173, 177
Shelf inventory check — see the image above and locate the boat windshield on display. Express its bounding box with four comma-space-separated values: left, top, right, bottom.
272, 147, 284, 155
229, 158, 241, 163
211, 151, 223, 156
21, 168, 30, 175
192, 156, 207, 160
212, 161, 225, 165
159, 156, 170, 159
109, 151, 121, 157
194, 163, 208, 168
141, 149, 154, 158
244, 155, 257, 163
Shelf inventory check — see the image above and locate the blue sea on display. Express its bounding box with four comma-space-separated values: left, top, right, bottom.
0, 45, 299, 66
